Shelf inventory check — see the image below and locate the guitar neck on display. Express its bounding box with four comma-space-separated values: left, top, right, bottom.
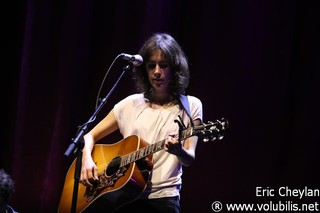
120, 139, 165, 167
120, 128, 193, 167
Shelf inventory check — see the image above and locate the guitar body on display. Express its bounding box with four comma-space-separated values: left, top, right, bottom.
58, 135, 153, 213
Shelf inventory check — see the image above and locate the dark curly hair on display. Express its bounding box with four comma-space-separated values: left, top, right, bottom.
133, 33, 190, 102
0, 169, 15, 204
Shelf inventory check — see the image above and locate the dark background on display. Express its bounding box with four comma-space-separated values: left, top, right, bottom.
2, 0, 319, 212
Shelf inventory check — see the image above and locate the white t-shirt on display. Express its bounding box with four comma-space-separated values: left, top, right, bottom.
113, 93, 203, 199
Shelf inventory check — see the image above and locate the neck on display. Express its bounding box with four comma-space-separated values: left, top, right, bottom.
151, 92, 172, 104
145, 88, 180, 106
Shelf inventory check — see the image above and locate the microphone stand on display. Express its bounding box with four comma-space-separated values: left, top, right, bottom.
64, 64, 133, 213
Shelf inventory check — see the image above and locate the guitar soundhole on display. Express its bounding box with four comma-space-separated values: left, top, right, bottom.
105, 156, 121, 176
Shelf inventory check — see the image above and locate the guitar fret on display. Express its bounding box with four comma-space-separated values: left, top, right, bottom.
129, 154, 132, 164
127, 154, 132, 164
132, 152, 136, 161
147, 145, 152, 155
148, 144, 152, 154
120, 156, 126, 167
157, 140, 164, 150
125, 155, 130, 165
139, 148, 145, 158
128, 153, 133, 163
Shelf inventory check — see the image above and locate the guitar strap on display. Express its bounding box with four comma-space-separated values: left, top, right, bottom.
179, 94, 194, 127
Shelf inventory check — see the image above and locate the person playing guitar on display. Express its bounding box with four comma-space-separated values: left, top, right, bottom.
83, 32, 202, 213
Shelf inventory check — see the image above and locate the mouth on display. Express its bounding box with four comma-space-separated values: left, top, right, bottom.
153, 79, 165, 87
153, 78, 163, 82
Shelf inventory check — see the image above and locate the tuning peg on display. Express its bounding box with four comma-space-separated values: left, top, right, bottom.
220, 118, 229, 129
217, 135, 224, 140
210, 136, 216, 141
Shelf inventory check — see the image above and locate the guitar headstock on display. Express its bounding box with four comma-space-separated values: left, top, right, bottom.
193, 118, 229, 142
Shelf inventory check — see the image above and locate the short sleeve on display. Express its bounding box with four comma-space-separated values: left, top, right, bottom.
187, 95, 203, 123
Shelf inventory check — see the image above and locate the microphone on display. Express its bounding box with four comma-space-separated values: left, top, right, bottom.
119, 53, 143, 66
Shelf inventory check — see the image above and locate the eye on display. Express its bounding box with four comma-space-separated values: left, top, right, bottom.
158, 63, 168, 69
146, 62, 169, 70
146, 63, 156, 70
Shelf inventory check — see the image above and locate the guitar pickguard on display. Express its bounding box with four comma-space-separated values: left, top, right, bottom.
84, 162, 128, 202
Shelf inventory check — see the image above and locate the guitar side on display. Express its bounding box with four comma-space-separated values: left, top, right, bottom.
58, 135, 153, 213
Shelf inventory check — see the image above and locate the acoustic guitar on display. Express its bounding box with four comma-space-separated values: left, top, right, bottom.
58, 118, 228, 213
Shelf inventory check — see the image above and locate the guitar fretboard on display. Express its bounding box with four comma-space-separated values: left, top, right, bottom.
120, 127, 193, 167
120, 139, 165, 167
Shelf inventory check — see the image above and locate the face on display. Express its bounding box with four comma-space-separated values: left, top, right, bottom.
146, 49, 172, 95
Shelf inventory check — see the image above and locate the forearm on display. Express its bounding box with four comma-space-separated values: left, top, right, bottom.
175, 146, 196, 167
82, 109, 118, 159
165, 135, 198, 166
82, 133, 95, 159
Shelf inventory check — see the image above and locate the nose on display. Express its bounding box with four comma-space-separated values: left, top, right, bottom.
154, 64, 161, 78
154, 72, 161, 79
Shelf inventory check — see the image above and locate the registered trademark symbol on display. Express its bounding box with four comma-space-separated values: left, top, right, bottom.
211, 201, 223, 212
